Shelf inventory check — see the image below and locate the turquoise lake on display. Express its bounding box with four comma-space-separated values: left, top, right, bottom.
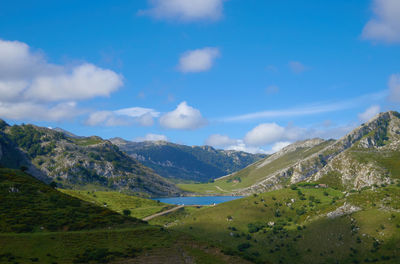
152, 196, 243, 205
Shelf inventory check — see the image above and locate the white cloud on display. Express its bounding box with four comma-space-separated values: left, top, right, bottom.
288, 61, 307, 74
204, 134, 291, 154
244, 123, 286, 146
205, 134, 237, 147
223, 139, 268, 154
178, 47, 220, 73
362, 0, 400, 43
205, 121, 356, 154
0, 80, 28, 102
135, 133, 168, 142
0, 39, 123, 121
139, 0, 224, 22
160, 101, 207, 130
388, 73, 400, 102
114, 107, 160, 118
222, 91, 387, 122
270, 141, 291, 153
86, 107, 159, 127
26, 63, 122, 102
0, 39, 60, 81
358, 105, 381, 122
85, 111, 131, 127
0, 101, 79, 121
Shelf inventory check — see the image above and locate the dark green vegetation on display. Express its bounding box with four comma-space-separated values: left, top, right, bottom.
0, 168, 142, 233
60, 189, 175, 219
153, 184, 400, 264
110, 137, 265, 183
0, 168, 248, 264
0, 121, 180, 196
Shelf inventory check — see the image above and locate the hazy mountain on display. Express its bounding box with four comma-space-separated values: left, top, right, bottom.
0, 121, 180, 197
109, 138, 266, 183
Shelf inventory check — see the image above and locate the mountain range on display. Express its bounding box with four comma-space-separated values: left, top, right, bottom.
110, 137, 266, 183
179, 111, 400, 195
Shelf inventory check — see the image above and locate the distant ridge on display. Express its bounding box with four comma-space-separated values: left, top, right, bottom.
110, 138, 266, 183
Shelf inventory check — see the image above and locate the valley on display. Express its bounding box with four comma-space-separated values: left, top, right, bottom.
1, 111, 400, 263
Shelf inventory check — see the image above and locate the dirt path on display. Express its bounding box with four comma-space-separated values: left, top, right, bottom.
215, 186, 229, 193
143, 205, 184, 221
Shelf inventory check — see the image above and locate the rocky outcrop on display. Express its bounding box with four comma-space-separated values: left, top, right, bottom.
231, 111, 400, 195
0, 122, 180, 197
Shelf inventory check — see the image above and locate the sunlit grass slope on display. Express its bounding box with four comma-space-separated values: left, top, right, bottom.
178, 140, 333, 194
0, 168, 249, 264
155, 185, 400, 264
60, 189, 175, 219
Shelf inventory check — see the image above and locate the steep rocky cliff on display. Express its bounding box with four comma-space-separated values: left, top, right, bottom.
0, 121, 180, 197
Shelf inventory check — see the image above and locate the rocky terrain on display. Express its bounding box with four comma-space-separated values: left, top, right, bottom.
232, 111, 400, 195
110, 138, 266, 183
0, 121, 180, 197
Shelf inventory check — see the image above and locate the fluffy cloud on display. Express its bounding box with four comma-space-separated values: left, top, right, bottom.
160, 101, 207, 130
205, 121, 355, 154
135, 133, 168, 142
0, 101, 80, 121
0, 39, 123, 121
244, 123, 286, 146
270, 141, 291, 153
388, 73, 400, 102
139, 0, 224, 22
288, 61, 307, 74
26, 64, 122, 102
86, 107, 159, 127
362, 0, 400, 43
204, 134, 291, 154
358, 105, 381, 122
178, 47, 220, 73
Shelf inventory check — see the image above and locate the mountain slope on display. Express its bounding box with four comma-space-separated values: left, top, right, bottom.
180, 111, 400, 195
178, 138, 333, 194
154, 183, 400, 264
0, 167, 143, 233
110, 138, 266, 183
0, 167, 248, 264
0, 121, 180, 197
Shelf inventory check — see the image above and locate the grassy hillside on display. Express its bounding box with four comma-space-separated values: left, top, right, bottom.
110, 138, 265, 183
153, 184, 400, 264
0, 168, 143, 233
0, 167, 249, 264
178, 139, 333, 194
60, 189, 176, 219
0, 121, 180, 197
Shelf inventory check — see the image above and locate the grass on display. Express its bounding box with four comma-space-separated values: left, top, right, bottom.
59, 189, 176, 219
0, 226, 247, 264
0, 167, 247, 264
178, 140, 333, 194
0, 168, 142, 233
154, 185, 400, 264
70, 136, 103, 146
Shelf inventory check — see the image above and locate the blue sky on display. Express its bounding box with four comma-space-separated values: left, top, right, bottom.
1, 0, 400, 153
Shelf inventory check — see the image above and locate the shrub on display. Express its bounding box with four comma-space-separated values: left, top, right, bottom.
237, 242, 251, 252
122, 209, 131, 216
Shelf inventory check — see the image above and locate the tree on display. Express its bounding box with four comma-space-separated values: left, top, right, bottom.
123, 209, 131, 216
49, 181, 57, 189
